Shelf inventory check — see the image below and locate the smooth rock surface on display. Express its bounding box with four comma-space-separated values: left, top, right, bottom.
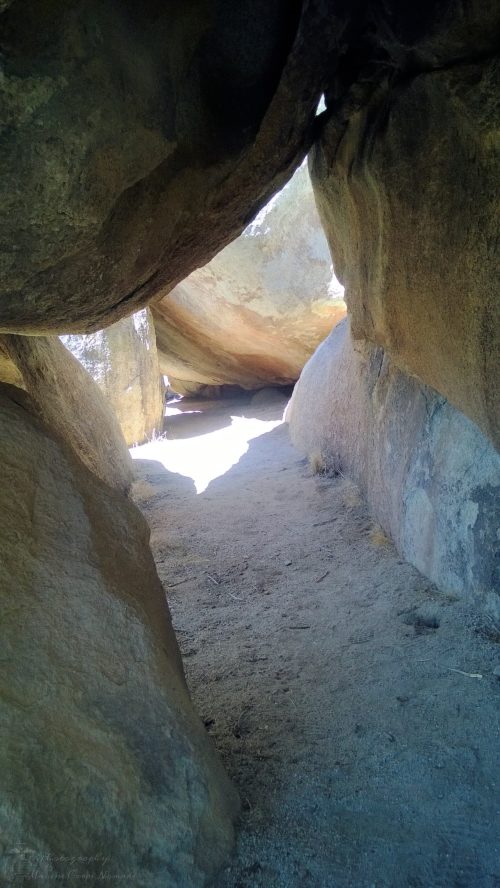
311, 50, 500, 448
0, 334, 133, 493
153, 163, 345, 395
61, 309, 164, 447
0, 1, 336, 333
0, 339, 23, 387
287, 319, 500, 601
0, 384, 238, 887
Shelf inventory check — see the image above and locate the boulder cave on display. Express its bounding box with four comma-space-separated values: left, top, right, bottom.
0, 2, 499, 886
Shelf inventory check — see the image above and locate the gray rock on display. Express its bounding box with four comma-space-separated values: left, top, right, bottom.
287, 319, 500, 601
61, 309, 164, 447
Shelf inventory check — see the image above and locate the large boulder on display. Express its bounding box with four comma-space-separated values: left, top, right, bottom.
0, 0, 336, 334
287, 319, 500, 603
153, 163, 345, 395
310, 5, 500, 449
0, 339, 23, 387
0, 334, 133, 493
61, 309, 164, 447
0, 384, 238, 887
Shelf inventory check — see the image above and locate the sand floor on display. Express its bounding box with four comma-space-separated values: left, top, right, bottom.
131, 392, 499, 888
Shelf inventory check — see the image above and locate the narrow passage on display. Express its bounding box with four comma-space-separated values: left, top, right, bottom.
132, 392, 499, 888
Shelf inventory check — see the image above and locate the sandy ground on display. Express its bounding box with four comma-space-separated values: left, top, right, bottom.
131, 393, 500, 888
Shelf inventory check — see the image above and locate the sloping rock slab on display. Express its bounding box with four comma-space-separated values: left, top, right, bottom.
0, 334, 133, 493
311, 55, 500, 449
0, 1, 336, 333
153, 163, 345, 395
0, 385, 238, 887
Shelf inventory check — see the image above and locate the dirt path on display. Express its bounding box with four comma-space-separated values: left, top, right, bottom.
131, 394, 500, 888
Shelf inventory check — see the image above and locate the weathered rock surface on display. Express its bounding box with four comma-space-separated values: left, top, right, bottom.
310, 9, 500, 448
0, 339, 22, 387
0, 1, 336, 333
61, 309, 164, 447
153, 163, 345, 395
287, 319, 500, 602
0, 334, 133, 494
0, 384, 238, 887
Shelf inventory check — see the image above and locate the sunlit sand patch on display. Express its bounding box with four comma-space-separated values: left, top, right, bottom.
131, 413, 283, 494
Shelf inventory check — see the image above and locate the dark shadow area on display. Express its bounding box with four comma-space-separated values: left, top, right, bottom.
132, 457, 196, 498
164, 388, 292, 439
164, 410, 231, 439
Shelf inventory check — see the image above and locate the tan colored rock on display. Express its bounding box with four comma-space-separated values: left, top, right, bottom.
0, 334, 133, 494
0, 2, 335, 334
153, 163, 345, 394
0, 384, 238, 887
311, 56, 500, 449
287, 319, 500, 601
0, 339, 23, 387
61, 309, 164, 447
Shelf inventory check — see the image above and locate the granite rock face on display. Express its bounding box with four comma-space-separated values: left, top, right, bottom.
0, 334, 133, 493
0, 0, 336, 333
153, 163, 345, 395
310, 5, 500, 448
62, 309, 164, 447
287, 319, 500, 602
0, 2, 499, 881
0, 385, 238, 888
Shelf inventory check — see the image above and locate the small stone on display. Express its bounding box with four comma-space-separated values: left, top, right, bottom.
492, 665, 500, 679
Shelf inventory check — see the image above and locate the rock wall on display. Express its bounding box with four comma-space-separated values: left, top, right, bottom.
61, 309, 164, 447
0, 334, 133, 494
310, 8, 500, 449
0, 0, 336, 333
0, 384, 238, 887
153, 163, 345, 395
287, 319, 500, 604
0, 2, 498, 880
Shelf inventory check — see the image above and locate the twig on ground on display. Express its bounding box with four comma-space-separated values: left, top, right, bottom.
232, 705, 251, 738
315, 571, 329, 583
206, 573, 221, 585
167, 576, 195, 588
448, 668, 482, 679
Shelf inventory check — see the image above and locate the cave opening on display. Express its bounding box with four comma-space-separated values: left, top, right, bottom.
1, 2, 499, 887
123, 161, 498, 886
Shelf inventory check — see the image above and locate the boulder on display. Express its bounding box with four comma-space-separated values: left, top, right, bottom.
0, 1, 336, 334
61, 309, 164, 447
0, 339, 23, 387
153, 163, 346, 395
0, 334, 133, 494
287, 319, 500, 602
0, 384, 238, 887
310, 10, 500, 449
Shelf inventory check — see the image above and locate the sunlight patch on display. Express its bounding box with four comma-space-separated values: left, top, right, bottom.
130, 414, 283, 494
